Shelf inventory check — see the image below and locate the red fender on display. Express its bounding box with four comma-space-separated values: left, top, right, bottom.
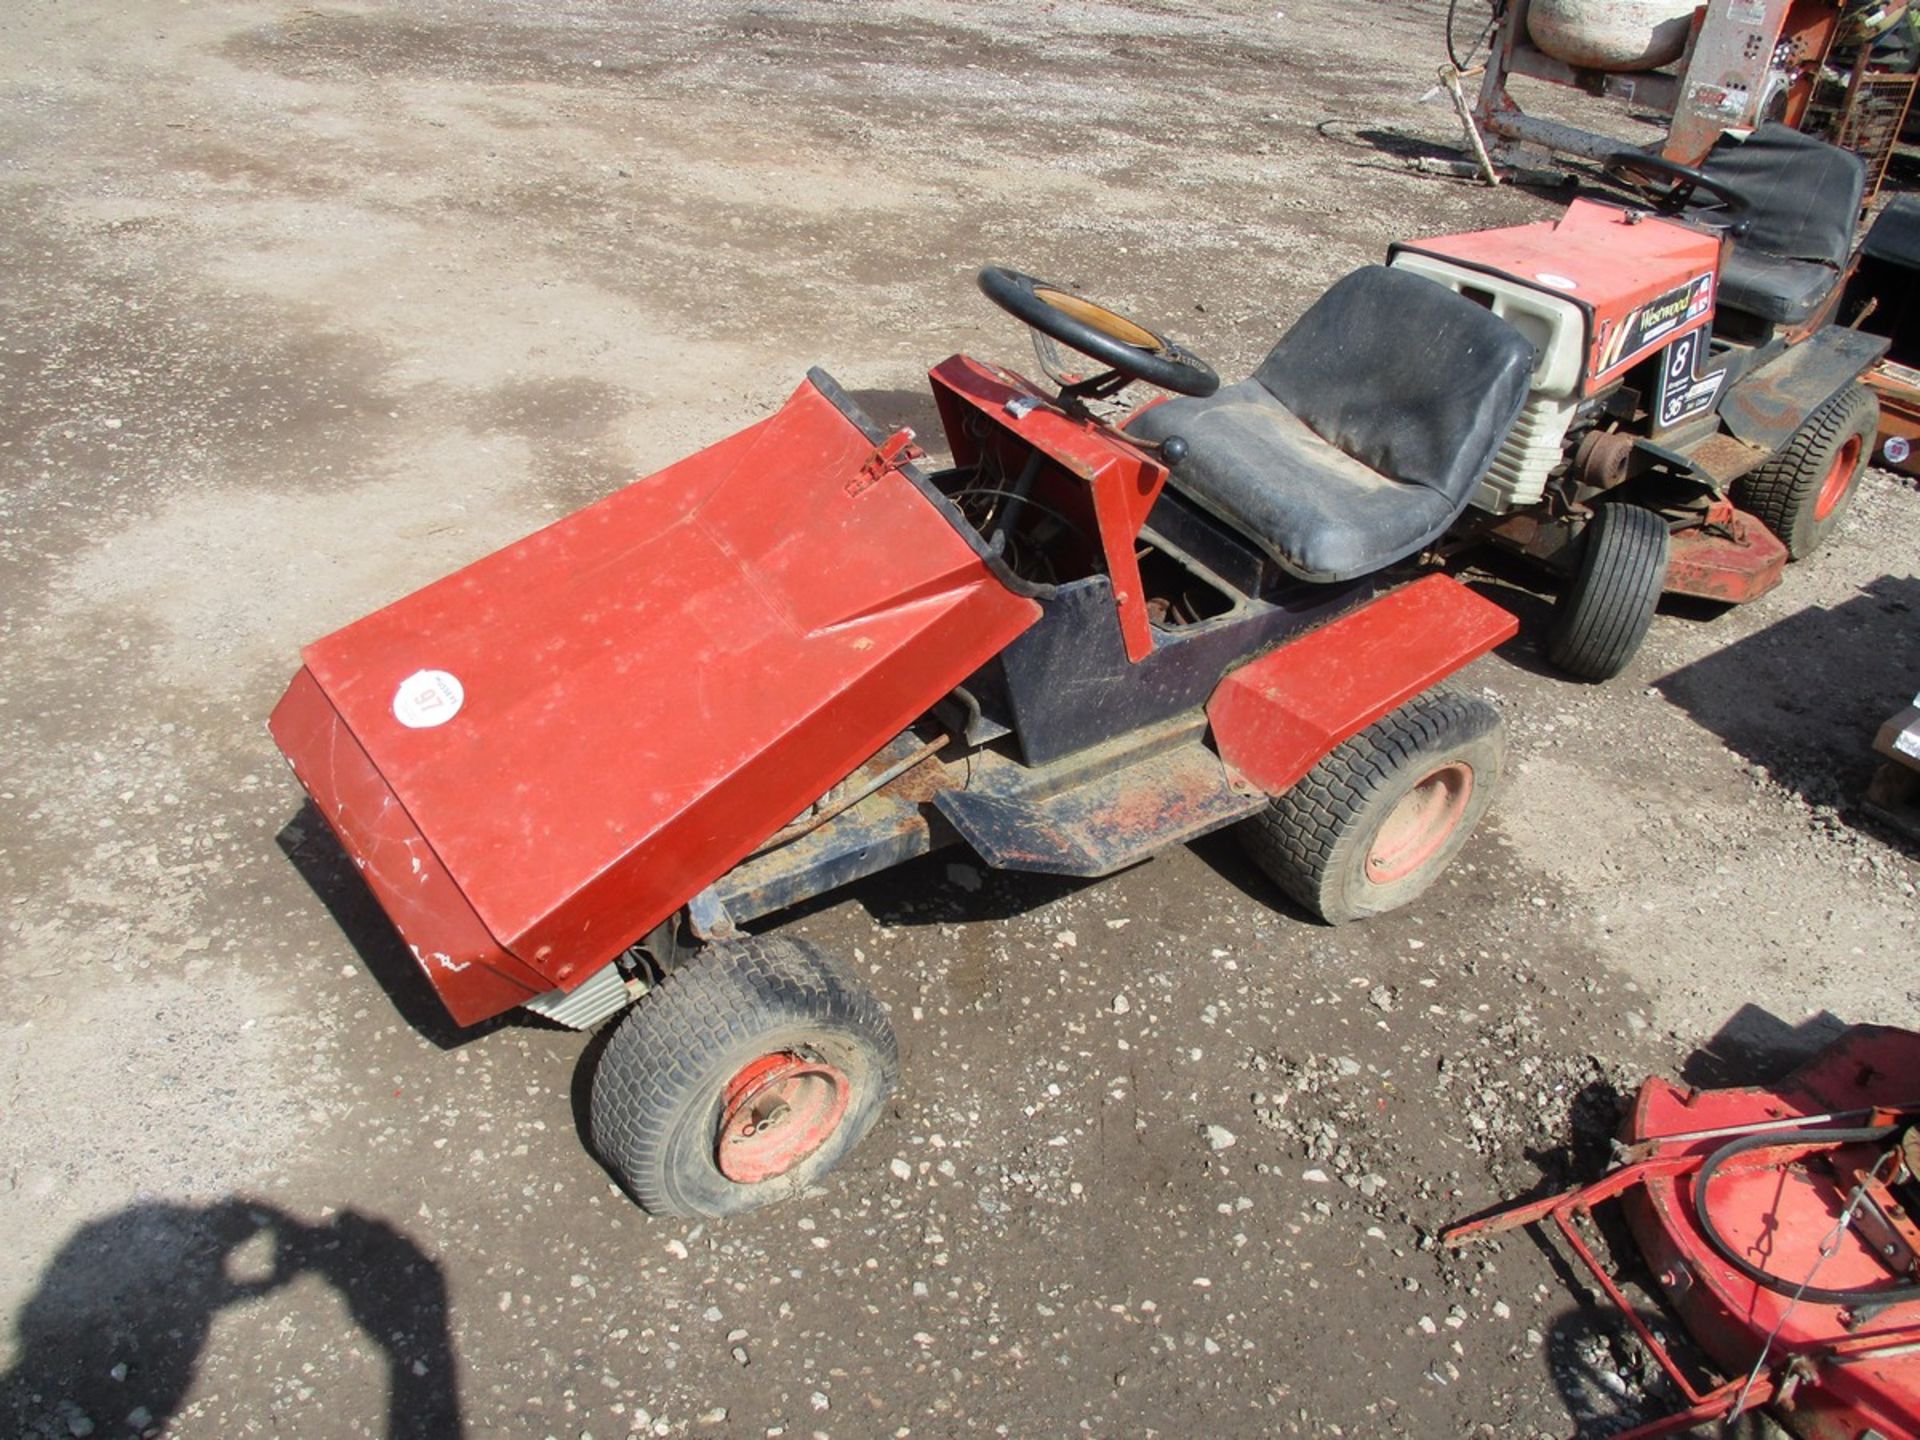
1207, 574, 1517, 795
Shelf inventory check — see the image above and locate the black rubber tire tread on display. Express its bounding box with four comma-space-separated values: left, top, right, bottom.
1238, 689, 1505, 925
1544, 502, 1670, 683
1731, 381, 1878, 560
589, 936, 898, 1218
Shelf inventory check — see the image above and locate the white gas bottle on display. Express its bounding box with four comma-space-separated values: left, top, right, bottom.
1527, 0, 1697, 71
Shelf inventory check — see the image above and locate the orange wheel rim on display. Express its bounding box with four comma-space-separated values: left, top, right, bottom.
1366, 763, 1473, 885
716, 1052, 851, 1185
1814, 435, 1862, 521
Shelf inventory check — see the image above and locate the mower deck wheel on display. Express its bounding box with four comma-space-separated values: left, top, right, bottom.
1544, 502, 1670, 683
1238, 689, 1504, 925
589, 936, 897, 1218
1732, 382, 1878, 560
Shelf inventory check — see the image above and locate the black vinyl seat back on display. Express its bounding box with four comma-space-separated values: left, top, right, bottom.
1848, 193, 1920, 366
1130, 266, 1535, 584
1693, 122, 1867, 326
1252, 265, 1536, 511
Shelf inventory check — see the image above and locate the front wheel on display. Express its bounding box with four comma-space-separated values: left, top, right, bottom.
1732, 382, 1877, 560
1545, 502, 1670, 683
589, 937, 898, 1217
1238, 689, 1505, 924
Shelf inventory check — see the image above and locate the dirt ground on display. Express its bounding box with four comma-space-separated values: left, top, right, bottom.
3, 2, 1918, 1437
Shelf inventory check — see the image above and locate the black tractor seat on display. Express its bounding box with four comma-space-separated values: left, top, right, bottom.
1127, 265, 1535, 584
1691, 122, 1867, 328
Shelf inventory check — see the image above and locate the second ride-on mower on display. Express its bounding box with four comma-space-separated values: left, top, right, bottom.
272, 263, 1537, 1217
1276, 121, 1882, 683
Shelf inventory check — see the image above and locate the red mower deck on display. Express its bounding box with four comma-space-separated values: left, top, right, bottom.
1447, 1027, 1920, 1439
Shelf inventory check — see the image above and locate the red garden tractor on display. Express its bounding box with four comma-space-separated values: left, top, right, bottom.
272, 265, 1537, 1216
1375, 122, 1885, 681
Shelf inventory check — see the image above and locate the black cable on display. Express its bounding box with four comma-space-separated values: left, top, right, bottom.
948, 487, 1093, 554
1693, 1124, 1920, 1308
1446, 0, 1506, 72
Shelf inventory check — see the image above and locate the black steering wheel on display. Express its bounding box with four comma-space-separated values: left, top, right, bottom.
1603, 151, 1753, 235
977, 267, 1220, 398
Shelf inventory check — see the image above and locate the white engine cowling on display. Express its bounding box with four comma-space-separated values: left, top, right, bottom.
1528, 0, 1696, 72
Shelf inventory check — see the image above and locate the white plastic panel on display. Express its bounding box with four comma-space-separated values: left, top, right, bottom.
1388, 253, 1588, 399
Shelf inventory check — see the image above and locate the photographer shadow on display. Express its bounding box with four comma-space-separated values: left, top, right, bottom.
1, 1198, 461, 1439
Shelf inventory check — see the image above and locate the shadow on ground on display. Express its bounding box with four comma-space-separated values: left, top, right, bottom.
1656, 575, 1920, 813
277, 803, 521, 1049
1, 1199, 462, 1440
1678, 1002, 1854, 1088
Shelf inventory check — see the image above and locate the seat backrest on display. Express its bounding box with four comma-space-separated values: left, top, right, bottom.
1698, 122, 1866, 267
1251, 265, 1536, 507
1863, 193, 1920, 268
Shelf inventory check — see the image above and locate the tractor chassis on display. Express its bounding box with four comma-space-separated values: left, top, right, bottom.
684, 710, 1265, 949
1474, 500, 1788, 606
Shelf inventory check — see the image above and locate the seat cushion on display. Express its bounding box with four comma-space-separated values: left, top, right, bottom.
1717, 249, 1843, 325
1863, 194, 1920, 269
1692, 122, 1865, 327
1128, 266, 1535, 584
1130, 380, 1460, 583
1697, 122, 1866, 268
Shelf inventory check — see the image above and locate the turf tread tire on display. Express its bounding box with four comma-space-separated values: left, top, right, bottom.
1545, 502, 1670, 682
1238, 689, 1504, 925
1731, 381, 1877, 560
589, 936, 897, 1218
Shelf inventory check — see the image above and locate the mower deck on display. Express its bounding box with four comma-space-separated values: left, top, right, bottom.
1448, 1027, 1920, 1439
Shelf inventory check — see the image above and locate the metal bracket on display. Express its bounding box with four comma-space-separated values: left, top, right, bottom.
845, 427, 923, 497
686, 888, 742, 943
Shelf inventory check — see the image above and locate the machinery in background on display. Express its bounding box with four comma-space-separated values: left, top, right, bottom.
1448, 1027, 1920, 1439
1387, 124, 1884, 680
1845, 193, 1920, 478
1463, 0, 1917, 199
1866, 688, 1920, 836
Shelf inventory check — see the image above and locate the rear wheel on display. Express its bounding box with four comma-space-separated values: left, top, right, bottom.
1239, 689, 1505, 924
1545, 502, 1670, 682
589, 936, 897, 1217
1732, 382, 1878, 559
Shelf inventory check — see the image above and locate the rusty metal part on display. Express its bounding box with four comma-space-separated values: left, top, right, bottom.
1485, 509, 1581, 569
1722, 326, 1890, 452
1573, 428, 1635, 490
715, 1052, 851, 1185
752, 732, 951, 857
1613, 1106, 1920, 1166
1673, 430, 1770, 488
1439, 63, 1502, 186
1445, 1138, 1920, 1439
1849, 1166, 1920, 1280
934, 714, 1266, 879
1663, 507, 1787, 604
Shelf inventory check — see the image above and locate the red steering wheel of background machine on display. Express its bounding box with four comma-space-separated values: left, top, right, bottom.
977, 267, 1220, 398
1603, 151, 1754, 236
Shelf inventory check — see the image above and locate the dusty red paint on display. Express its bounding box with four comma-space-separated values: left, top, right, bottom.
1206, 575, 1517, 798
272, 374, 1041, 1024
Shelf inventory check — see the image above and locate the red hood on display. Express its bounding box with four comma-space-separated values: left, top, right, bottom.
272, 373, 1039, 1024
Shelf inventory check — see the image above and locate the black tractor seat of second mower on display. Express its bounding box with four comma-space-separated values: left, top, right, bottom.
1688, 121, 1867, 327
1128, 265, 1535, 584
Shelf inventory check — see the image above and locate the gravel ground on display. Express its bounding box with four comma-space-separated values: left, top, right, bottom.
2, 2, 1917, 1437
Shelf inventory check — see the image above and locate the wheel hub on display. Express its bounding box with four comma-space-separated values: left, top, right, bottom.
1813, 434, 1862, 521
716, 1052, 851, 1184
1366, 763, 1473, 885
